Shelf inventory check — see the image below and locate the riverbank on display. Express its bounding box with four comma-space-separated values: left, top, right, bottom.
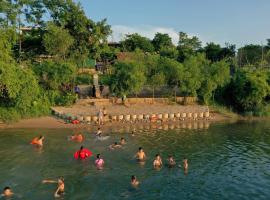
0, 108, 231, 130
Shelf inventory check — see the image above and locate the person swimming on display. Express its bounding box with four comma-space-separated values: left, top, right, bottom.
130, 175, 139, 186
42, 177, 65, 198
69, 134, 83, 142
74, 146, 92, 160
167, 155, 176, 167
153, 154, 163, 168
120, 137, 126, 145
96, 128, 102, 137
109, 142, 122, 150
1, 187, 13, 197
134, 147, 146, 161
95, 154, 105, 169
30, 135, 44, 147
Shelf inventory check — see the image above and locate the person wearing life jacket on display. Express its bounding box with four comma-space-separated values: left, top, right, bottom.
70, 134, 83, 142
30, 135, 44, 147
74, 146, 92, 160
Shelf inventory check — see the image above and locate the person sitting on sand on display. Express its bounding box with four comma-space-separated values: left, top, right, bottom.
70, 134, 83, 142
134, 147, 146, 161
153, 154, 163, 168
30, 135, 44, 147
109, 142, 122, 150
167, 155, 176, 167
120, 137, 126, 145
1, 186, 13, 197
42, 177, 65, 198
95, 154, 105, 169
131, 175, 139, 186
96, 128, 102, 137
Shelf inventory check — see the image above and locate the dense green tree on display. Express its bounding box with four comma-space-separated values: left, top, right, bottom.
43, 22, 74, 58
238, 44, 263, 67
198, 60, 231, 104
159, 46, 178, 59
179, 54, 207, 96
152, 32, 174, 52
121, 33, 154, 52
177, 32, 202, 62
229, 69, 270, 112
109, 61, 146, 97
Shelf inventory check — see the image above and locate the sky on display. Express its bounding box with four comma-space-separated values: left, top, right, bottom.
78, 0, 270, 47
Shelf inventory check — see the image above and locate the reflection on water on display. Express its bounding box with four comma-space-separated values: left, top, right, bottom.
0, 121, 270, 200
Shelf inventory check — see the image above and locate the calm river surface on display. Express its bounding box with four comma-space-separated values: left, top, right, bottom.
0, 121, 270, 200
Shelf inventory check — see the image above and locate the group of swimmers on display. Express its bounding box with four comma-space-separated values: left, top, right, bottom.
1, 128, 188, 198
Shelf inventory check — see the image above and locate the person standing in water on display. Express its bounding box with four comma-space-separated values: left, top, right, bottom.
1, 187, 13, 197
134, 147, 146, 161
167, 155, 176, 168
130, 175, 139, 187
183, 158, 188, 174
153, 154, 163, 168
42, 177, 65, 198
95, 154, 105, 170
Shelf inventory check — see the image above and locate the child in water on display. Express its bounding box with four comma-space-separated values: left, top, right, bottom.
153, 154, 163, 168
130, 175, 140, 187
95, 154, 105, 169
42, 177, 65, 198
120, 137, 126, 145
1, 187, 13, 197
130, 175, 139, 186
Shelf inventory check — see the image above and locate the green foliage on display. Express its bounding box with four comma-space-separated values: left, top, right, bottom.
198, 59, 231, 104
179, 54, 206, 96
75, 74, 93, 85
177, 32, 202, 62
43, 22, 74, 58
0, 61, 50, 121
160, 46, 178, 59
121, 33, 154, 52
230, 69, 270, 112
152, 33, 174, 51
32, 61, 76, 90
203, 42, 236, 62
238, 44, 264, 67
109, 61, 146, 96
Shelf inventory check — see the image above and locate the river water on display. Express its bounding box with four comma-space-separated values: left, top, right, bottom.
0, 121, 270, 200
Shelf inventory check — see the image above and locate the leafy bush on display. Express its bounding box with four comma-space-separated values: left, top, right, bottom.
75, 74, 93, 85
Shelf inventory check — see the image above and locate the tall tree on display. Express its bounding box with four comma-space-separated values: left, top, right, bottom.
121, 33, 154, 52
43, 22, 74, 59
177, 31, 202, 62
152, 32, 174, 52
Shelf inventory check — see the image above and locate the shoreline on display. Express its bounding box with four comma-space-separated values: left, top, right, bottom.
0, 111, 233, 130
